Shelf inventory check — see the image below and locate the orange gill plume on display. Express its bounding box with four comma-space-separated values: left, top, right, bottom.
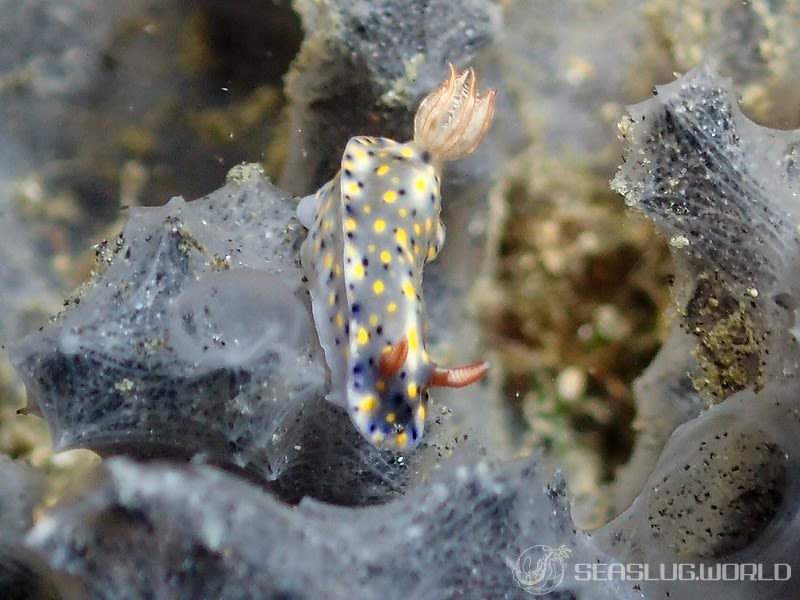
413, 63, 496, 164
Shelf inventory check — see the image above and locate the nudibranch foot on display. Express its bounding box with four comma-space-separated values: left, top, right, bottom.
429, 361, 490, 388
413, 63, 496, 165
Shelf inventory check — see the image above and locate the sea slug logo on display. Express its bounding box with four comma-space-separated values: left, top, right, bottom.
512, 544, 573, 595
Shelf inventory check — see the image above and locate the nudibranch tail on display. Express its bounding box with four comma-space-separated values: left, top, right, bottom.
413, 63, 496, 164
429, 361, 490, 388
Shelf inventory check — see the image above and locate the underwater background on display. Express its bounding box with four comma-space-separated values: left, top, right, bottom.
1, 1, 799, 598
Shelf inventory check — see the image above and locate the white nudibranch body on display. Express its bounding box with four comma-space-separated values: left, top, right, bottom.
298, 65, 495, 450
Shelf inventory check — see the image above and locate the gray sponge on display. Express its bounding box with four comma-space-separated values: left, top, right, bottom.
9, 165, 410, 506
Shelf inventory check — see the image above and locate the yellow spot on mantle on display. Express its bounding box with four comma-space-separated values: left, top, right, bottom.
380, 250, 392, 263
360, 395, 377, 413
374, 219, 386, 233
387, 302, 398, 314
373, 280, 385, 295
357, 327, 370, 345
402, 280, 415, 298
408, 325, 419, 351
395, 431, 409, 447
383, 190, 398, 203
346, 182, 360, 195
376, 164, 390, 176
386, 412, 396, 424
407, 382, 417, 398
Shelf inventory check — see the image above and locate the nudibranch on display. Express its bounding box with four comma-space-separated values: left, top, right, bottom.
297, 64, 496, 450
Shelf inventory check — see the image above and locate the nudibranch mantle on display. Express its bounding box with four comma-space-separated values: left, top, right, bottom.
298, 65, 495, 450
